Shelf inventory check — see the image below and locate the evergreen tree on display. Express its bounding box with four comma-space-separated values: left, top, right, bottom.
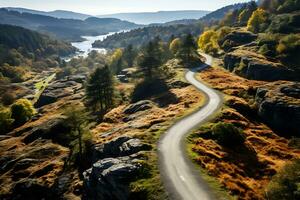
86, 65, 114, 114
123, 44, 136, 67
239, 1, 258, 25
139, 38, 163, 79
221, 9, 240, 26
177, 33, 200, 66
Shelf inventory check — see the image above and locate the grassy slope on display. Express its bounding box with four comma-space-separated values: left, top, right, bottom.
186, 59, 300, 200
92, 65, 207, 199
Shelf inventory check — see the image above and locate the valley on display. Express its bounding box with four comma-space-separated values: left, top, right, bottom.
0, 1, 299, 200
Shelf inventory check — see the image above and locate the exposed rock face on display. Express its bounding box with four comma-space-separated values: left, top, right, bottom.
255, 81, 300, 136
84, 136, 150, 200
224, 49, 299, 81
35, 78, 83, 108
93, 136, 151, 163
123, 100, 154, 114
83, 154, 143, 200
220, 30, 257, 52
168, 80, 191, 88
20, 118, 71, 145
0, 138, 69, 199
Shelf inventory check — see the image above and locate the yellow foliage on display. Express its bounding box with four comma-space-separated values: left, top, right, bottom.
169, 38, 182, 54
109, 48, 123, 65
247, 8, 268, 33
198, 30, 219, 54
11, 98, 36, 125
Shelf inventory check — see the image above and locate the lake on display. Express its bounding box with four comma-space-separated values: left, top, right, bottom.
70, 32, 116, 58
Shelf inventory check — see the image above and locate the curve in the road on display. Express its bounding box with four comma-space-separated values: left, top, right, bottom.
158, 54, 222, 200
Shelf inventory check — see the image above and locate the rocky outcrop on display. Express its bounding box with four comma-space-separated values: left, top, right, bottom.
84, 136, 151, 200
92, 136, 151, 161
35, 79, 83, 108
123, 100, 154, 114
255, 81, 300, 136
0, 138, 70, 199
83, 154, 143, 200
224, 49, 299, 81
220, 30, 257, 52
168, 80, 191, 88
20, 118, 71, 145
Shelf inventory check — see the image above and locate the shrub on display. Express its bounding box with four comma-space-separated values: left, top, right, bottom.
0, 64, 26, 82
266, 159, 300, 200
198, 30, 219, 54
247, 8, 269, 33
131, 79, 169, 102
0, 106, 14, 134
276, 34, 300, 70
11, 99, 36, 126
257, 34, 279, 57
1, 92, 16, 105
169, 38, 182, 55
211, 122, 246, 147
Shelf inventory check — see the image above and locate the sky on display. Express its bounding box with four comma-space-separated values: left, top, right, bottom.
0, 0, 251, 15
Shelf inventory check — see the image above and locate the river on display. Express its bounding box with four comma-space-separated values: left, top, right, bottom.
70, 32, 116, 58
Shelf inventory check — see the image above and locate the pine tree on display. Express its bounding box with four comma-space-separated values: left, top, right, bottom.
86, 65, 114, 114
139, 38, 163, 79
123, 44, 136, 67
177, 33, 200, 66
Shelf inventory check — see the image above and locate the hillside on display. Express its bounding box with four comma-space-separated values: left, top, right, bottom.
93, 23, 205, 49
93, 2, 249, 48
0, 8, 141, 41
4, 7, 92, 20
0, 0, 299, 200
191, 0, 300, 199
0, 24, 76, 83
97, 10, 210, 24
0, 24, 75, 56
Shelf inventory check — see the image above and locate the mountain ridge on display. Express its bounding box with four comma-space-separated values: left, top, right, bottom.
4, 7, 92, 20
97, 10, 210, 24
0, 8, 141, 41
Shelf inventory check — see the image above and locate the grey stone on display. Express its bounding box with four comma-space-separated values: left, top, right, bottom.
83, 155, 142, 200
93, 136, 151, 161
123, 100, 154, 114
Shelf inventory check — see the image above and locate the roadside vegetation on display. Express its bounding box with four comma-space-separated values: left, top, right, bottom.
1, 0, 299, 199
266, 159, 300, 200
197, 0, 300, 72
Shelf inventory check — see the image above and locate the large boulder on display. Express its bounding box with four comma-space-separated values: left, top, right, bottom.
35, 80, 83, 108
223, 50, 299, 81
220, 30, 257, 52
255, 81, 300, 136
83, 154, 143, 200
93, 136, 151, 161
85, 136, 151, 199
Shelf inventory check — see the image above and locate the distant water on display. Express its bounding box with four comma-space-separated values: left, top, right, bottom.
71, 32, 116, 58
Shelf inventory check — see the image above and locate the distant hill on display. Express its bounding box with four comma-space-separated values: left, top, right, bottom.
93, 3, 249, 49
97, 10, 210, 24
0, 24, 76, 56
0, 9, 141, 41
200, 3, 245, 22
4, 7, 91, 20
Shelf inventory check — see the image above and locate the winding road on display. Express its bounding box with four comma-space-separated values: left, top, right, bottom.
158, 53, 222, 200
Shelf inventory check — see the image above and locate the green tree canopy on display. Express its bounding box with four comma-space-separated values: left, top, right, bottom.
138, 37, 163, 79
247, 8, 269, 33
86, 65, 114, 114
11, 99, 36, 126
